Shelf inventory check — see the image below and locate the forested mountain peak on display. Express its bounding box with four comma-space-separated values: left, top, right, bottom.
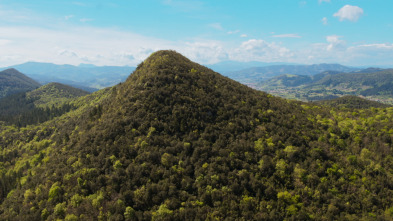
125, 50, 211, 86
0, 68, 41, 99
0, 68, 39, 84
1, 68, 22, 75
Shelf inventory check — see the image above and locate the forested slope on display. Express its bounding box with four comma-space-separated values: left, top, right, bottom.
0, 51, 393, 220
0, 83, 89, 126
0, 68, 40, 99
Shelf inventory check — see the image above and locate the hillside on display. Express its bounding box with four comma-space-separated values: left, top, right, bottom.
0, 68, 41, 98
27, 82, 90, 107
0, 51, 393, 220
0, 83, 89, 126
2, 62, 135, 91
315, 95, 391, 109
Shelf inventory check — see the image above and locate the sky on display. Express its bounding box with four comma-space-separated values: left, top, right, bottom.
0, 0, 393, 67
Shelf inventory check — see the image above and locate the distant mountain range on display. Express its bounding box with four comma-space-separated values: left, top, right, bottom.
223, 63, 359, 88
206, 61, 295, 74
258, 68, 393, 104
1, 62, 135, 92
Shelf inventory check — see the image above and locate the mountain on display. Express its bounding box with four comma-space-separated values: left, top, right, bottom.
0, 82, 89, 126
0, 68, 41, 98
1, 51, 393, 220
1, 62, 135, 91
225, 63, 358, 87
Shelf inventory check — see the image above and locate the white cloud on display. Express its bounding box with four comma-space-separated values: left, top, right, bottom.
272, 34, 301, 38
240, 34, 248, 38
180, 41, 228, 64
326, 35, 346, 51
322, 17, 328, 25
333, 5, 364, 22
230, 39, 292, 62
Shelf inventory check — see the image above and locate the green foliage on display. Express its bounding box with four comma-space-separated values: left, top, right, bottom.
48, 182, 62, 202
65, 214, 79, 221
54, 202, 66, 218
124, 206, 136, 220
152, 204, 173, 220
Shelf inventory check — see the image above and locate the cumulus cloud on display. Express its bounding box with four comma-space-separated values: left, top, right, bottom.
333, 5, 364, 22
230, 39, 292, 62
180, 41, 228, 64
326, 35, 346, 51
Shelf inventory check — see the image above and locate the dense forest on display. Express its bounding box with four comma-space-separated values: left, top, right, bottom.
0, 82, 89, 126
0, 51, 393, 220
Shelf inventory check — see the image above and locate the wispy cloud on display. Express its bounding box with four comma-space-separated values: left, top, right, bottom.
0, 6, 37, 23
65, 15, 74, 20
72, 2, 86, 7
80, 18, 93, 22
240, 34, 248, 38
227, 30, 240, 35
0, 26, 172, 66
162, 0, 204, 12
208, 23, 223, 31
322, 17, 328, 25
272, 34, 301, 38
333, 5, 364, 22
318, 0, 330, 3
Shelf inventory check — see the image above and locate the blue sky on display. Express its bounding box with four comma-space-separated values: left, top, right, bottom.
0, 0, 393, 67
